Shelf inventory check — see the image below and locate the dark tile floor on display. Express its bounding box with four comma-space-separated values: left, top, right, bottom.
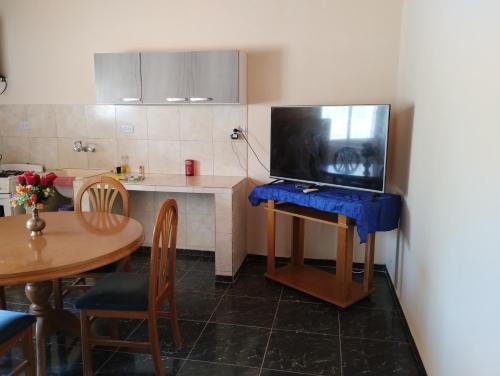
0, 253, 425, 375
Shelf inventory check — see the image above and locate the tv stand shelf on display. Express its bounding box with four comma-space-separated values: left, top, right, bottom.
265, 199, 375, 308
265, 202, 352, 228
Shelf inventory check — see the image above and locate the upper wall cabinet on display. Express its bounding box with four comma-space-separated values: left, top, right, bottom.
94, 50, 247, 105
94, 53, 142, 104
141, 52, 191, 103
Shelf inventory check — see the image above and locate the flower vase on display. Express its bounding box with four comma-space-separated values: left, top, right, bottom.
26, 208, 46, 237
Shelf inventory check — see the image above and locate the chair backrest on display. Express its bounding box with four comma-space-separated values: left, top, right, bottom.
149, 199, 178, 311
75, 176, 129, 216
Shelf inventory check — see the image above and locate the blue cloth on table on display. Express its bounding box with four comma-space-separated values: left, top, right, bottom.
248, 183, 401, 243
0, 310, 36, 344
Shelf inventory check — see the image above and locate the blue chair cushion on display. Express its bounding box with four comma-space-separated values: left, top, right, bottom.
0, 310, 36, 344
74, 273, 149, 311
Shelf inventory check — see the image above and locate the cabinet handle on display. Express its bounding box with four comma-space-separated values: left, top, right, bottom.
166, 97, 189, 103
121, 97, 141, 102
189, 97, 214, 102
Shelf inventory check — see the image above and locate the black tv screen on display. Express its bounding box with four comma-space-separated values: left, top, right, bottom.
270, 105, 390, 192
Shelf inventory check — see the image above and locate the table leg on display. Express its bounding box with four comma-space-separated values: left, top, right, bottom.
25, 281, 52, 376
364, 233, 375, 292
291, 217, 305, 266
267, 200, 276, 274
25, 281, 81, 376
336, 216, 354, 300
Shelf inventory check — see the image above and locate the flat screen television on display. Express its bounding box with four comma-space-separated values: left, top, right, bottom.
270, 104, 390, 192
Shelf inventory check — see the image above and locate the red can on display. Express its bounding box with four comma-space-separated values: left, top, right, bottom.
185, 159, 194, 176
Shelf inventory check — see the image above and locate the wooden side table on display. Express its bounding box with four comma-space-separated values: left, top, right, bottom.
265, 200, 375, 308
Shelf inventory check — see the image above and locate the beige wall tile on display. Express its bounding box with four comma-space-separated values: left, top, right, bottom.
130, 191, 154, 213
215, 193, 232, 234
130, 209, 155, 246
148, 140, 181, 174
215, 232, 233, 276
29, 137, 59, 169
0, 105, 27, 137
179, 106, 213, 141
213, 105, 247, 141
87, 138, 117, 169
186, 193, 214, 215
117, 139, 148, 172
213, 141, 247, 176
181, 141, 213, 175
85, 105, 116, 139
176, 212, 187, 249
57, 138, 88, 169
155, 192, 186, 214
147, 106, 180, 140
56, 105, 86, 138
1, 136, 30, 163
27, 105, 57, 137
116, 106, 147, 139
186, 213, 215, 250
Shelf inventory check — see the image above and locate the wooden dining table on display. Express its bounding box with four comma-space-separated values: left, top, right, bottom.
0, 211, 145, 376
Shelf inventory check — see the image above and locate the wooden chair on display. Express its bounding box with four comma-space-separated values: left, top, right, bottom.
0, 310, 36, 376
75, 199, 181, 376
53, 176, 131, 309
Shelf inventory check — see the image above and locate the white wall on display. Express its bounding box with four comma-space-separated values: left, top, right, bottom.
393, 1, 500, 375
0, 0, 403, 263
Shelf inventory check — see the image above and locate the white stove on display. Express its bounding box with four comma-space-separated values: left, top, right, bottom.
0, 163, 44, 216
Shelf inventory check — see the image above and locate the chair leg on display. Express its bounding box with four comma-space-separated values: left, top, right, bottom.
80, 310, 93, 376
0, 286, 6, 309
148, 314, 165, 376
110, 318, 119, 339
169, 294, 182, 349
116, 256, 133, 272
22, 326, 35, 376
52, 279, 63, 310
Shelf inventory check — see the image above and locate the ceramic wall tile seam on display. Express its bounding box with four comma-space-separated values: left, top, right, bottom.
147, 139, 182, 175
215, 232, 233, 276
215, 193, 233, 235
55, 104, 87, 139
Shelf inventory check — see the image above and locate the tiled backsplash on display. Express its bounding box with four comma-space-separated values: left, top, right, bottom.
0, 104, 248, 176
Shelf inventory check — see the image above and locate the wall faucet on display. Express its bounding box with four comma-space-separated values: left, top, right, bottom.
73, 140, 96, 153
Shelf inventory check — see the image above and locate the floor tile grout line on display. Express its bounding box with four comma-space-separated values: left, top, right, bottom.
261, 367, 324, 376
175, 357, 261, 371
175, 284, 230, 375
258, 286, 283, 376
95, 319, 145, 375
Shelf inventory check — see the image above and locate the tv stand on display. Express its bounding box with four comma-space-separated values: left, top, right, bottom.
265, 200, 375, 308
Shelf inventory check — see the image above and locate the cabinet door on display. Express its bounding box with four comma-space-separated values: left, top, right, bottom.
141, 52, 191, 104
190, 51, 240, 103
94, 53, 142, 104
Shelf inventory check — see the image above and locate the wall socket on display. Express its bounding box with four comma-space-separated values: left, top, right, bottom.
119, 124, 134, 134
18, 121, 30, 130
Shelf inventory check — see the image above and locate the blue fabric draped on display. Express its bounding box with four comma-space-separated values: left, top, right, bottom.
248, 183, 401, 243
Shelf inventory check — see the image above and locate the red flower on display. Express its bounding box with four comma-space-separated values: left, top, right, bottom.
25, 175, 37, 185
30, 194, 37, 202
45, 172, 57, 182
40, 176, 49, 188
16, 175, 26, 185
23, 171, 34, 177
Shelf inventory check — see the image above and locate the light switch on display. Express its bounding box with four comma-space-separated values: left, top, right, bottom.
18, 121, 30, 130
119, 124, 134, 134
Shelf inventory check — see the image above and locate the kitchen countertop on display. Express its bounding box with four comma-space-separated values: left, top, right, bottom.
74, 172, 247, 194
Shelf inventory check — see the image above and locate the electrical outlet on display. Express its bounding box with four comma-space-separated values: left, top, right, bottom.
18, 121, 30, 130
119, 124, 134, 134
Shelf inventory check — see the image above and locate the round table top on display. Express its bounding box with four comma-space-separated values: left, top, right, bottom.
0, 211, 145, 285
